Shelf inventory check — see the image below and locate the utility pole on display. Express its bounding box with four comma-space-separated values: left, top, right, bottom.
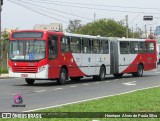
0, 0, 2, 40
0, 0, 3, 75
132, 27, 134, 38
145, 24, 147, 38
126, 15, 128, 38
94, 13, 96, 21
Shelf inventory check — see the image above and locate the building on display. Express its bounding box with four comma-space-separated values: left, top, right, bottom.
33, 23, 63, 31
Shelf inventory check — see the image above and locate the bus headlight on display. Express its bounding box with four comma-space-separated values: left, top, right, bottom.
38, 65, 46, 73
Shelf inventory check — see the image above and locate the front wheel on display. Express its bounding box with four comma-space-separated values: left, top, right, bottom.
25, 79, 35, 85
57, 68, 68, 85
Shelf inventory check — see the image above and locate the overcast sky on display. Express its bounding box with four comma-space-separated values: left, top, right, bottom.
2, 0, 160, 32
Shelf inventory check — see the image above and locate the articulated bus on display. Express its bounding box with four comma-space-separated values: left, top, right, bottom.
8, 30, 157, 85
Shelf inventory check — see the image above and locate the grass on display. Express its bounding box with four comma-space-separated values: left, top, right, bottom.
40, 87, 160, 112
1, 87, 160, 121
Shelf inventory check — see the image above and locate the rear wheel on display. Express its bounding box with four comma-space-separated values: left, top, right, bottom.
132, 64, 143, 77
25, 79, 35, 85
98, 66, 106, 80
57, 68, 67, 85
93, 66, 106, 81
113, 73, 123, 78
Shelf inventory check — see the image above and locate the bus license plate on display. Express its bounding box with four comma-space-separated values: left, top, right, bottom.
21, 74, 28, 77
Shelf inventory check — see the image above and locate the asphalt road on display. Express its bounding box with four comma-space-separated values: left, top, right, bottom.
0, 66, 160, 112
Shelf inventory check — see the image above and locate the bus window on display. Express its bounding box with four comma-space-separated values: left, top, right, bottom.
82, 38, 90, 54
139, 42, 147, 53
48, 35, 58, 59
147, 42, 154, 53
70, 37, 81, 53
92, 39, 100, 54
120, 41, 130, 54
61, 36, 70, 52
130, 41, 139, 54
101, 40, 109, 54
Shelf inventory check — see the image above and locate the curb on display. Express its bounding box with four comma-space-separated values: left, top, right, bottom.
0, 76, 10, 79
0, 74, 9, 79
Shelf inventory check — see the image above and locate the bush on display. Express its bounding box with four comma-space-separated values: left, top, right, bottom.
0, 68, 8, 74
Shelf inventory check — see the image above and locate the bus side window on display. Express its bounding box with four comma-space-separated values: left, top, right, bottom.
130, 41, 138, 54
147, 42, 154, 53
92, 39, 100, 54
82, 38, 90, 54
48, 35, 58, 59
101, 40, 109, 54
120, 41, 130, 54
139, 42, 147, 53
70, 37, 81, 53
61, 37, 70, 52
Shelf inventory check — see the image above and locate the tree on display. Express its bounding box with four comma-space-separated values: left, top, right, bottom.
67, 19, 82, 33
74, 19, 127, 37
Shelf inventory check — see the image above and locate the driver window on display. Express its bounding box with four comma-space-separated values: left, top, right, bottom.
48, 35, 58, 59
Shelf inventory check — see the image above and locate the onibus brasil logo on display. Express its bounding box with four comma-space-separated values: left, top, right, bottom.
12, 94, 25, 107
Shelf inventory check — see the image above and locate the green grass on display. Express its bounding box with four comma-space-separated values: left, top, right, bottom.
1, 87, 160, 121
41, 87, 160, 112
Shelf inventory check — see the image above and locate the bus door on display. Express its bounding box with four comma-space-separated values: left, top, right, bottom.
48, 35, 59, 78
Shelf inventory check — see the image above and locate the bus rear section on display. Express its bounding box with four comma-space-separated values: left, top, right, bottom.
110, 38, 157, 78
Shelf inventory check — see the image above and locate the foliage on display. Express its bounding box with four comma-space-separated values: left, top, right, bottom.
0, 31, 10, 73
67, 19, 82, 33
74, 19, 127, 37
70, 19, 141, 38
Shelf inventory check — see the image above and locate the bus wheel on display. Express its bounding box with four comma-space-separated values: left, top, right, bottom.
113, 73, 123, 78
98, 66, 106, 81
57, 68, 67, 85
132, 64, 143, 77
70, 77, 81, 81
25, 79, 35, 85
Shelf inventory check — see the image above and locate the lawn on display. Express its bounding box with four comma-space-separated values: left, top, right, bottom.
1, 86, 160, 121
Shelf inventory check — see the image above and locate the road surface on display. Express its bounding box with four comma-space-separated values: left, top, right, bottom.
0, 67, 160, 112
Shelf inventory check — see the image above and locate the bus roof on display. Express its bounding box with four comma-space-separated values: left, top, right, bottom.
10, 30, 156, 42
64, 32, 109, 40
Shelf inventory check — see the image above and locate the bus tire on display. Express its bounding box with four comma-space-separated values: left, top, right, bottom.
98, 66, 106, 81
57, 68, 67, 85
113, 73, 123, 78
132, 64, 143, 77
25, 79, 35, 85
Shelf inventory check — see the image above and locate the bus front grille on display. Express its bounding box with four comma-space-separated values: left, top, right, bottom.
13, 66, 37, 73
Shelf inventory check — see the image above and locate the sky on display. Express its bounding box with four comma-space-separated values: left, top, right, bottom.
2, 0, 160, 33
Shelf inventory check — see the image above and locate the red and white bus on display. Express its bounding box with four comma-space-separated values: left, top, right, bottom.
8, 30, 157, 85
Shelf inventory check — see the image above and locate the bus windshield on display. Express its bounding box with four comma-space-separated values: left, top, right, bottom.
9, 40, 46, 61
